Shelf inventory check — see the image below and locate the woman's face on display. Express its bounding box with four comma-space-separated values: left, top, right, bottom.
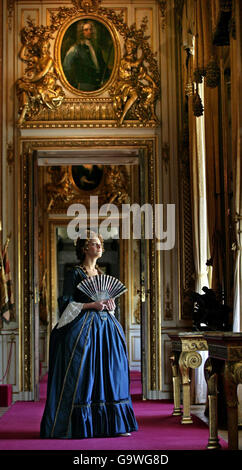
85, 237, 102, 259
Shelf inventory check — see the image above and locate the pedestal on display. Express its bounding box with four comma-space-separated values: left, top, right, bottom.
168, 332, 208, 425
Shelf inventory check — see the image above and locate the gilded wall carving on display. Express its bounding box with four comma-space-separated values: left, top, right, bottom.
45, 164, 130, 213
16, 0, 160, 128
16, 30, 65, 126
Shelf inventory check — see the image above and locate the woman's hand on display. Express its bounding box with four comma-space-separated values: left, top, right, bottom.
92, 301, 108, 311
106, 298, 116, 312
83, 299, 116, 312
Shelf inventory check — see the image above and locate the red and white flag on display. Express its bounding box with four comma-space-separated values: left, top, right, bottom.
0, 237, 15, 322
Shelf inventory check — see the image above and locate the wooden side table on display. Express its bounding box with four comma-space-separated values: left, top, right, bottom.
168, 332, 208, 424
203, 332, 242, 450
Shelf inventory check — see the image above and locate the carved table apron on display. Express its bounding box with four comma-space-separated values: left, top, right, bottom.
168, 332, 208, 424
203, 332, 242, 450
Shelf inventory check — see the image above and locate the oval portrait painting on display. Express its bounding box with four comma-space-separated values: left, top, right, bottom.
71, 165, 104, 192
61, 18, 114, 92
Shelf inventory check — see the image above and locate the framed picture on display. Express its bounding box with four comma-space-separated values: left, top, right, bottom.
55, 15, 120, 95
70, 164, 104, 192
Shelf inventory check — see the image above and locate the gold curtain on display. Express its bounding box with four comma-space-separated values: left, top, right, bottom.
193, 0, 218, 80
182, 0, 212, 291
231, 0, 242, 425
182, 0, 227, 403
203, 85, 224, 294
195, 0, 210, 73
188, 84, 209, 404
188, 0, 240, 309
188, 85, 209, 294
231, 0, 242, 332
189, 0, 224, 294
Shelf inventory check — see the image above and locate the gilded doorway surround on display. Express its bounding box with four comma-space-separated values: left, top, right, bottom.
19, 136, 160, 396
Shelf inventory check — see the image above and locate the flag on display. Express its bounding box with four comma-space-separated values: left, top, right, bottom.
1, 237, 15, 322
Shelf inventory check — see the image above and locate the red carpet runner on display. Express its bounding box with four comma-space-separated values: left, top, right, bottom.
0, 372, 228, 450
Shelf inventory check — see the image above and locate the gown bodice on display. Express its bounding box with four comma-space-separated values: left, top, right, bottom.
58, 266, 92, 315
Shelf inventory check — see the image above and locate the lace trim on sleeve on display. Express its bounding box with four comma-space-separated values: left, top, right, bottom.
56, 301, 84, 329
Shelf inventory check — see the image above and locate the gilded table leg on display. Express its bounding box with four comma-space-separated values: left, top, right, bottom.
223, 362, 242, 450
179, 351, 202, 424
170, 352, 182, 416
204, 357, 221, 450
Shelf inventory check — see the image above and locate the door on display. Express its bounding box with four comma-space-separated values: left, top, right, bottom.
30, 151, 40, 400
139, 150, 150, 400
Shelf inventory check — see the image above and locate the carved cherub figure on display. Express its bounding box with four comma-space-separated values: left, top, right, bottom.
112, 39, 158, 125
16, 37, 64, 125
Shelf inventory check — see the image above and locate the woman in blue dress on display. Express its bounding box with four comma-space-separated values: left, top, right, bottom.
40, 231, 138, 439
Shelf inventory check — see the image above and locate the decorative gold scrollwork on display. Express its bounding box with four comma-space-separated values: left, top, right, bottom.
45, 165, 130, 213
16, 19, 65, 126
16, 1, 160, 127
74, 0, 101, 13
180, 351, 202, 370
111, 37, 159, 125
45, 167, 74, 212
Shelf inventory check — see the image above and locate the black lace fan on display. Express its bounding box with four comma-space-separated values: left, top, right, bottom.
77, 274, 127, 301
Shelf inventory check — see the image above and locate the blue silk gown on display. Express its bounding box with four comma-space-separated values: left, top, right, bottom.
40, 266, 138, 438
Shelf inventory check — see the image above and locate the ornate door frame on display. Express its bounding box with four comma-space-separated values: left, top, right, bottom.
19, 135, 161, 398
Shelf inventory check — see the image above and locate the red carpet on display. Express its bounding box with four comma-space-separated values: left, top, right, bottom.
0, 372, 228, 450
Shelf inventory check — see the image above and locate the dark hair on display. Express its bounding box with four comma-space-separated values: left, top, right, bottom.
75, 230, 104, 263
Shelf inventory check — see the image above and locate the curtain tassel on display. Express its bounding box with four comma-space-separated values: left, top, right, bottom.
205, 56, 220, 88
192, 87, 204, 117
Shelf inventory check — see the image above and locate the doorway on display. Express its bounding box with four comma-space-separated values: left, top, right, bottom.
20, 137, 159, 401
38, 152, 143, 400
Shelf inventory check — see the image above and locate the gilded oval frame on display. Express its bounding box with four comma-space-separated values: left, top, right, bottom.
68, 164, 106, 194
54, 14, 120, 96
